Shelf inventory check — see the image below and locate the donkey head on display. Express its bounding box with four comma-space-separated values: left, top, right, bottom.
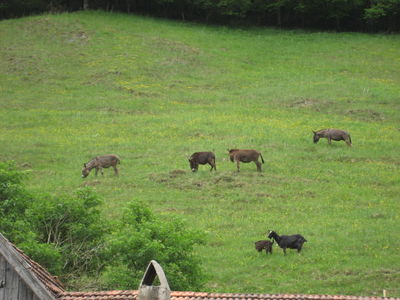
188, 156, 198, 172
312, 131, 320, 144
82, 164, 90, 178
227, 149, 238, 162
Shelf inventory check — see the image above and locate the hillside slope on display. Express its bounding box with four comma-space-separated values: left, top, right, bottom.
0, 11, 399, 296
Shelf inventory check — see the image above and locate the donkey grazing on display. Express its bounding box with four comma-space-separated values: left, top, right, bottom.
228, 149, 265, 172
189, 152, 216, 172
313, 129, 352, 146
255, 239, 274, 255
82, 154, 120, 178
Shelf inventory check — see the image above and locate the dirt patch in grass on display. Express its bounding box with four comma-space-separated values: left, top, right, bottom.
149, 171, 271, 191
149, 172, 187, 186
64, 30, 89, 44
256, 192, 273, 198
346, 109, 384, 121
169, 169, 186, 177
370, 213, 386, 219
287, 97, 333, 111
149, 37, 200, 56
214, 174, 235, 183
20, 162, 33, 168
80, 180, 101, 187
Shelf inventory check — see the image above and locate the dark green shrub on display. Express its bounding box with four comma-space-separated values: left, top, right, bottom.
0, 161, 106, 280
0, 161, 33, 243
99, 200, 206, 291
27, 187, 107, 279
0, 162, 206, 291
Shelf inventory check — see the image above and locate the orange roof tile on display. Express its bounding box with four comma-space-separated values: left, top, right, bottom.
2, 234, 399, 300
57, 291, 400, 300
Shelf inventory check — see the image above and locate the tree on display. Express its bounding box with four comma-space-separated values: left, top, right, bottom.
364, 0, 400, 31
99, 200, 206, 291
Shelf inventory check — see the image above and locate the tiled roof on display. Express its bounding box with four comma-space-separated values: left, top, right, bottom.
57, 291, 400, 300
2, 233, 399, 300
12, 243, 66, 296
58, 290, 136, 300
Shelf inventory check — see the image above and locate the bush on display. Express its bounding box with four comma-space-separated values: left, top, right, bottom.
0, 161, 107, 281
99, 200, 206, 291
27, 187, 107, 279
0, 161, 33, 243
0, 161, 206, 291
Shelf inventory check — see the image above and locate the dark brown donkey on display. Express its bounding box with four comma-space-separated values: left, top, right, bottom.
82, 154, 120, 178
189, 152, 216, 172
255, 239, 274, 255
313, 129, 352, 146
228, 149, 265, 172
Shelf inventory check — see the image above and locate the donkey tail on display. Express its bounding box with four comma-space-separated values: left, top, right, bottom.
260, 153, 265, 164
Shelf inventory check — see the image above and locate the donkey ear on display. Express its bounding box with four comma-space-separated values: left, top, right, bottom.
83, 163, 86, 168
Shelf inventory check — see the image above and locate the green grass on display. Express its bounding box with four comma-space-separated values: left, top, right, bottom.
1, 10, 400, 297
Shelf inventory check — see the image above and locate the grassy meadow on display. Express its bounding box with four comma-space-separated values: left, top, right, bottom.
0, 11, 399, 297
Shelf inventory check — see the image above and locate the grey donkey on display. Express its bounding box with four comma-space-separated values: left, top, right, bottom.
313, 129, 352, 146
82, 154, 120, 178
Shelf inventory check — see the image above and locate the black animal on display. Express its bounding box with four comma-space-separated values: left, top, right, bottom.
312, 129, 352, 146
255, 239, 274, 255
268, 230, 307, 255
188, 152, 216, 172
228, 149, 265, 172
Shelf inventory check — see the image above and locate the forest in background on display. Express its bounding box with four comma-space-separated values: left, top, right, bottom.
1, 0, 400, 31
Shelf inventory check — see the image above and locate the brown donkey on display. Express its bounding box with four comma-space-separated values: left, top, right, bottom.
189, 152, 216, 172
228, 149, 265, 172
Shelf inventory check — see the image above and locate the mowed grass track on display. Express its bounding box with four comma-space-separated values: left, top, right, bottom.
1, 11, 399, 296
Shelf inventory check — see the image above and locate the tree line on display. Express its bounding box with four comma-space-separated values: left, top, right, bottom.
1, 0, 400, 31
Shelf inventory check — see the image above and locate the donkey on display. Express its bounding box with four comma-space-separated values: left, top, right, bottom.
189, 152, 216, 172
313, 129, 352, 146
228, 149, 265, 172
82, 154, 120, 178
255, 239, 274, 255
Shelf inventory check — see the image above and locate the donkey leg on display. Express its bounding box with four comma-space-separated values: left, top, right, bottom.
212, 159, 216, 171
113, 166, 119, 176
255, 161, 262, 172
236, 160, 240, 172
95, 168, 99, 176
208, 159, 215, 172
345, 139, 352, 147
